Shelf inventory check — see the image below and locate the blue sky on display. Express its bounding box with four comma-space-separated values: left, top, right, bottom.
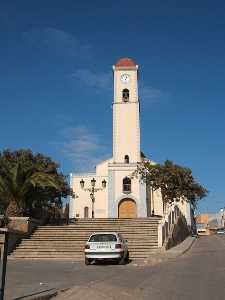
0, 0, 225, 213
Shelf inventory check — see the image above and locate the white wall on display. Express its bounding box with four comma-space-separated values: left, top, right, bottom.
113, 103, 140, 163
113, 66, 140, 164
107, 163, 147, 218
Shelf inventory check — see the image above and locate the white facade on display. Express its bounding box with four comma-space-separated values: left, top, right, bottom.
69, 58, 191, 222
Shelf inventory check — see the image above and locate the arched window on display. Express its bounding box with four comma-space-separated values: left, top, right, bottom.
123, 177, 131, 193
122, 89, 129, 102
124, 155, 129, 164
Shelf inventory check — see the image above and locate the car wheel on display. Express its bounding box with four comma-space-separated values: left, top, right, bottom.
118, 255, 125, 265
125, 251, 130, 263
85, 257, 91, 265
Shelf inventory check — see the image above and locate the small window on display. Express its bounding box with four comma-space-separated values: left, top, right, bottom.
124, 155, 129, 163
123, 177, 131, 193
122, 89, 129, 102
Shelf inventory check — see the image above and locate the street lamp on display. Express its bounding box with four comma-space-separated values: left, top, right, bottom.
91, 178, 96, 187
82, 178, 106, 218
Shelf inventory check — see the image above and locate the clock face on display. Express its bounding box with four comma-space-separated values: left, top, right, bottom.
120, 74, 130, 83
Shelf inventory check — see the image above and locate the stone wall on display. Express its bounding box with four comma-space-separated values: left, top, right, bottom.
165, 215, 190, 250
7, 217, 43, 234
0, 217, 43, 255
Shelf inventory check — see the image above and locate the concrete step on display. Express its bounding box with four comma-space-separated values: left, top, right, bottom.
31, 232, 158, 236
17, 240, 158, 245
38, 222, 160, 229
35, 226, 158, 230
27, 236, 158, 240
8, 252, 158, 261
34, 232, 157, 236
37, 225, 159, 230
15, 242, 158, 248
32, 234, 158, 238
21, 238, 158, 243
24, 239, 158, 243
26, 236, 158, 240
10, 250, 157, 257
10, 250, 159, 259
34, 229, 158, 234
32, 232, 158, 237
15, 245, 158, 251
17, 242, 157, 250
35, 229, 158, 234
39, 222, 159, 225
10, 250, 156, 256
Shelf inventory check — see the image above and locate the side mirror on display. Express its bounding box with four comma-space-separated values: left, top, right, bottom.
125, 239, 128, 243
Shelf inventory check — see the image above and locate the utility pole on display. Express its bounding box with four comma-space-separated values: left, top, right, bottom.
0, 228, 8, 300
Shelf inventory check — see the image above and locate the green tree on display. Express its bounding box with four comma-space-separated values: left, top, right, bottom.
0, 149, 72, 217
135, 160, 207, 209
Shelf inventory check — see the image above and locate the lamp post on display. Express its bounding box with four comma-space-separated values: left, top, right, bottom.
0, 228, 8, 300
90, 191, 95, 218
80, 178, 107, 218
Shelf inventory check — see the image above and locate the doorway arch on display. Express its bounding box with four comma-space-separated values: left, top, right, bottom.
118, 198, 137, 218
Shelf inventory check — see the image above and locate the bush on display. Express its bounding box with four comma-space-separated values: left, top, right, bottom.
0, 215, 10, 228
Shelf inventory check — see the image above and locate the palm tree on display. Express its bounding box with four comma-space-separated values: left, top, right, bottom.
0, 152, 60, 217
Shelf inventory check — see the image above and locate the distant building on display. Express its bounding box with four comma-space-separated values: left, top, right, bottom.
196, 214, 209, 225
196, 210, 225, 229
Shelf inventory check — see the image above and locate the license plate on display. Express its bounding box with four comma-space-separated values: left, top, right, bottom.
97, 245, 110, 249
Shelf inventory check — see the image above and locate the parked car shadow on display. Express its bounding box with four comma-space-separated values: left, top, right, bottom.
89, 259, 132, 266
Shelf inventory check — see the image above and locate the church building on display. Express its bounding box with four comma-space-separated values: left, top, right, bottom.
69, 58, 190, 222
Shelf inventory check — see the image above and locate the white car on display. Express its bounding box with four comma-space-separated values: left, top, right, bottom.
84, 232, 129, 265
217, 229, 225, 235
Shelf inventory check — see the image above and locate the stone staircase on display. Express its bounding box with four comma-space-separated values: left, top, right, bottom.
9, 218, 161, 261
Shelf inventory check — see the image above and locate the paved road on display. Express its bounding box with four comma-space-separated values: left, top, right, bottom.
4, 235, 225, 300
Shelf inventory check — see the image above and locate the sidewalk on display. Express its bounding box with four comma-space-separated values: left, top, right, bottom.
53, 236, 196, 300
138, 235, 196, 266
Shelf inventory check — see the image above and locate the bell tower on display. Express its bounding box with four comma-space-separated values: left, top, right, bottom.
112, 58, 141, 163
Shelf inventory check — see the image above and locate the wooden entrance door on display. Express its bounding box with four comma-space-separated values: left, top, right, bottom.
118, 199, 137, 218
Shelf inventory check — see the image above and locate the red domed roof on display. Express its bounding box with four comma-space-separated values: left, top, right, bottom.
115, 58, 136, 67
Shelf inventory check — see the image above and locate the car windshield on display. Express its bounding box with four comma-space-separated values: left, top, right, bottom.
89, 234, 117, 242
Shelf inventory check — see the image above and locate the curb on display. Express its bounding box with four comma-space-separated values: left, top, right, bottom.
165, 236, 196, 257
181, 236, 196, 255
139, 236, 197, 266
22, 289, 58, 300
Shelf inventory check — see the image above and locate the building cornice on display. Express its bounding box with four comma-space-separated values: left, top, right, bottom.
71, 172, 96, 177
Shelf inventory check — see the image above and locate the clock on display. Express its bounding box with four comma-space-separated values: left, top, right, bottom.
120, 74, 130, 83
